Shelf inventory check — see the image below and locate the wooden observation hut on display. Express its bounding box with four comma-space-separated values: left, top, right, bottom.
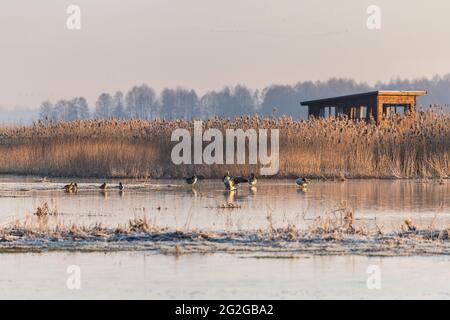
300, 90, 427, 124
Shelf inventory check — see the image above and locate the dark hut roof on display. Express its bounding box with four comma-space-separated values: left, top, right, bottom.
300, 90, 427, 106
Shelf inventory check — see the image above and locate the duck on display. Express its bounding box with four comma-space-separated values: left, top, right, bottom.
223, 174, 237, 191
185, 175, 198, 186
223, 171, 231, 182
226, 171, 249, 185
73, 182, 78, 193
248, 173, 257, 187
295, 177, 308, 188
232, 176, 249, 184
118, 182, 124, 190
99, 182, 108, 190
63, 182, 73, 193
223, 172, 249, 190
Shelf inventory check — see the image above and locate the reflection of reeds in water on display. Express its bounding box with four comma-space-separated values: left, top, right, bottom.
0, 110, 449, 178
237, 180, 450, 214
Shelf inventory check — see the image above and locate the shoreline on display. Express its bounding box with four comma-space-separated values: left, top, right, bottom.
1, 224, 449, 257
0, 173, 447, 181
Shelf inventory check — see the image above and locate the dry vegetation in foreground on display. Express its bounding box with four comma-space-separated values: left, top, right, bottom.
0, 203, 449, 256
0, 109, 449, 178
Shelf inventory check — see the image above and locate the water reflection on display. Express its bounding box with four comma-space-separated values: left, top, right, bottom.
0, 177, 448, 232
100, 190, 109, 198
1, 252, 449, 299
224, 190, 235, 204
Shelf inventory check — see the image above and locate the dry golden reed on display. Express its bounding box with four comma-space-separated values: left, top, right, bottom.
0, 110, 449, 178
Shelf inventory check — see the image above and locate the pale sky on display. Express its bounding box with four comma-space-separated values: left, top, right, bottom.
1, 0, 450, 108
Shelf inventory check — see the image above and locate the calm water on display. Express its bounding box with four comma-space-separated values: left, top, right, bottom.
0, 176, 449, 231
0, 252, 449, 299
0, 175, 449, 299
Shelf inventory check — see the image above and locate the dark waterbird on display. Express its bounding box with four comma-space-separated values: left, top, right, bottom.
223, 171, 248, 190
232, 176, 249, 184
223, 175, 236, 191
295, 177, 308, 188
185, 175, 198, 186
248, 173, 257, 187
63, 182, 74, 192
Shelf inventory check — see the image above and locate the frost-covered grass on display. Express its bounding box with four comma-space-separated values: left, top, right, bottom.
1, 209, 449, 256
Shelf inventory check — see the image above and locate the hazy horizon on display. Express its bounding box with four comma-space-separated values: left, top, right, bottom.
1, 0, 450, 108
1, 73, 448, 111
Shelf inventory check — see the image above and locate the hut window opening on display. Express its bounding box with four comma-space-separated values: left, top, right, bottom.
383, 104, 410, 118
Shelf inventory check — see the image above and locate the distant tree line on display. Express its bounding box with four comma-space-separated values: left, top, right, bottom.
39, 75, 450, 122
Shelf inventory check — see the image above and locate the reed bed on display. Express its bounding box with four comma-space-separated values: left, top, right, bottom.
0, 109, 449, 178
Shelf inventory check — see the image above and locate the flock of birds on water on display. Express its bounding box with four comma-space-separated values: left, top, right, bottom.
186, 172, 308, 191
63, 181, 124, 193
62, 173, 309, 193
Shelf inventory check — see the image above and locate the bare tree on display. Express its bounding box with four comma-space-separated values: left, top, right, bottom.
125, 84, 159, 119
39, 101, 53, 122
113, 91, 125, 119
95, 93, 114, 119
161, 87, 198, 120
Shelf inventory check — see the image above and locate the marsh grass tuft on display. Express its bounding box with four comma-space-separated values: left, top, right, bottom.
35, 202, 50, 218
404, 218, 418, 232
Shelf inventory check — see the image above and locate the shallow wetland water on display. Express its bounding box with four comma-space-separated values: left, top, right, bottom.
0, 176, 449, 299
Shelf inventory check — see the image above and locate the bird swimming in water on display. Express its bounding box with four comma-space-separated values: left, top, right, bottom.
223, 172, 248, 190
295, 177, 308, 189
118, 182, 124, 190
223, 173, 237, 191
227, 171, 249, 184
248, 173, 257, 187
223, 176, 236, 191
185, 175, 198, 186
63, 182, 74, 193
232, 176, 249, 184
99, 182, 107, 190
